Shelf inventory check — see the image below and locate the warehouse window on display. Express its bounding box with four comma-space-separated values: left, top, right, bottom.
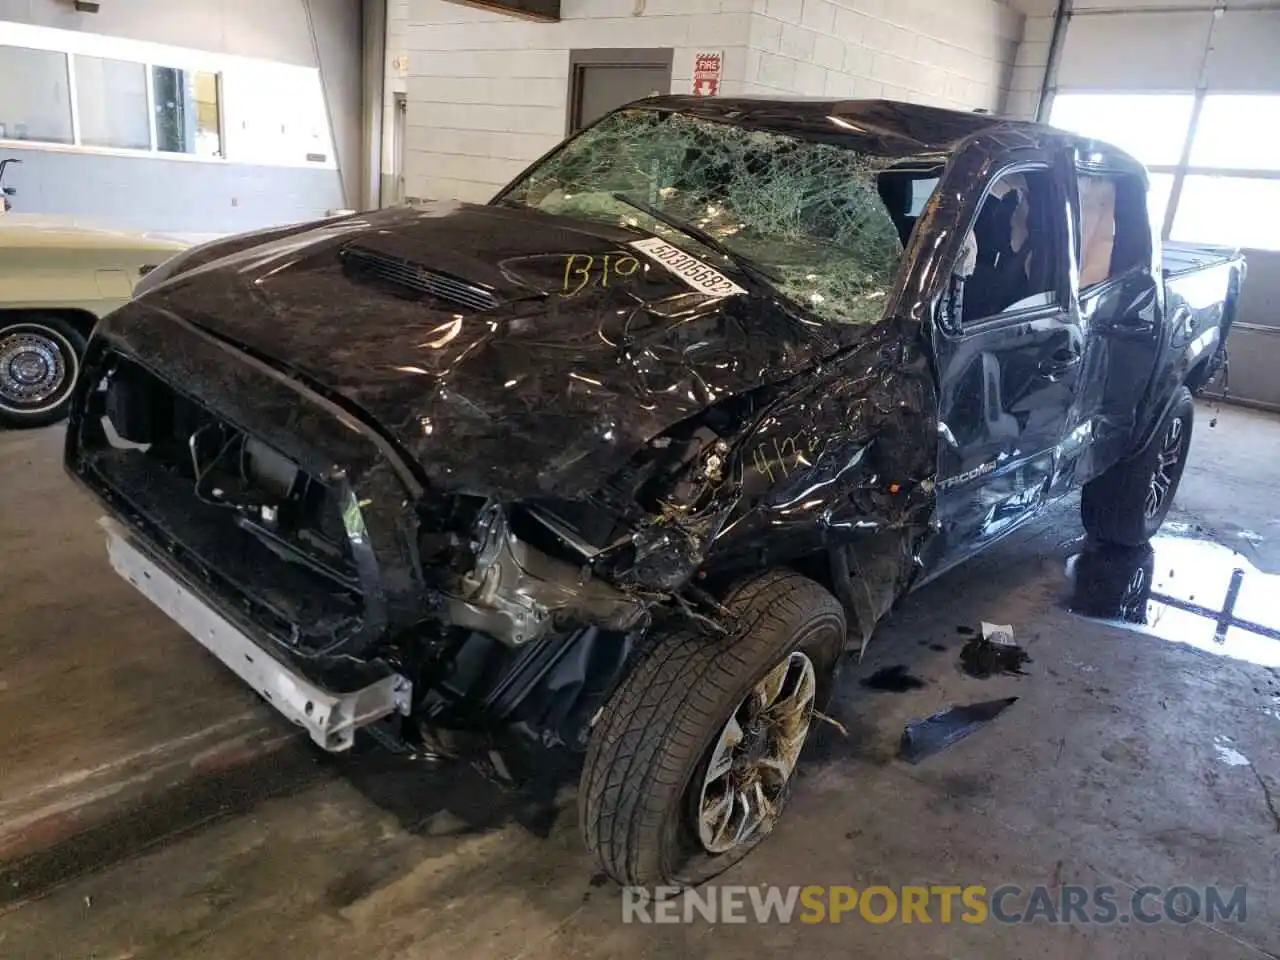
154, 67, 222, 157
1146, 173, 1175, 233
1, 44, 225, 160
75, 55, 151, 150
0, 27, 330, 172
1055, 90, 1280, 251
1173, 177, 1280, 250
1051, 94, 1195, 167
0, 45, 73, 144
1173, 94, 1280, 249
1189, 95, 1280, 170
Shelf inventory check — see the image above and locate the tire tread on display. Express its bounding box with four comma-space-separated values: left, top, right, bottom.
580, 570, 844, 886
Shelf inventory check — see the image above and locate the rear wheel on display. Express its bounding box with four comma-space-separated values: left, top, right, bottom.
0, 315, 86, 429
1081, 386, 1193, 546
579, 570, 846, 887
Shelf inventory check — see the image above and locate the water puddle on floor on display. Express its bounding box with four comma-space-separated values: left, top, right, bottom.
1066, 525, 1280, 667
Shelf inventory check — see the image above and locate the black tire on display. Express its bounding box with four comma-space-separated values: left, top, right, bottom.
0, 314, 87, 429
1069, 541, 1155, 624
1081, 386, 1194, 546
579, 570, 846, 887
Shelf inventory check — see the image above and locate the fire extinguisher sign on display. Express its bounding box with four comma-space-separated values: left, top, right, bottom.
692, 51, 723, 97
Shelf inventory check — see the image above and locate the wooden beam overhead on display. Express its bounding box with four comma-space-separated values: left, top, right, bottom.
441, 0, 560, 21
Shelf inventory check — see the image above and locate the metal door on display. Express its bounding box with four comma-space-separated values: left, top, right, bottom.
927, 160, 1085, 576
567, 50, 674, 134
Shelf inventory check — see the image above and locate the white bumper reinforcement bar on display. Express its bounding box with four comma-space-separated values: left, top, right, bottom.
101, 517, 412, 752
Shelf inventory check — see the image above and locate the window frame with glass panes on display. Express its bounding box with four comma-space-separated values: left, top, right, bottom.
0, 42, 222, 160
1050, 91, 1280, 252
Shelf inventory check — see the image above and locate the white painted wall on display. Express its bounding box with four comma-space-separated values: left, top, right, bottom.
1004, 12, 1052, 119
745, 0, 1023, 111
0, 0, 363, 230
0, 0, 330, 65
400, 0, 753, 204
400, 0, 1025, 204
383, 0, 410, 200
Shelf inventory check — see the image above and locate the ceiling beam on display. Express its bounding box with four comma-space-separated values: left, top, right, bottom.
440, 0, 560, 20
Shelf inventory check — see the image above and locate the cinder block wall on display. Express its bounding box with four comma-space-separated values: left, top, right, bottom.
1004, 13, 1053, 119
383, 0, 410, 202
401, 0, 754, 204
746, 0, 1023, 110
399, 0, 1026, 204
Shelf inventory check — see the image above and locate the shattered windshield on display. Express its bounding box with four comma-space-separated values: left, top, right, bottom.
497, 108, 909, 326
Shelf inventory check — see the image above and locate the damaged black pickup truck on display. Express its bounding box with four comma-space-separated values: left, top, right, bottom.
65, 98, 1243, 886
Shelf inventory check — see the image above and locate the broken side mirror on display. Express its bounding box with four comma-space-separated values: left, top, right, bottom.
2, 187, 15, 196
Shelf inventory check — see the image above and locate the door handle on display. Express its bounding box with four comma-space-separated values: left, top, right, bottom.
1039, 350, 1082, 378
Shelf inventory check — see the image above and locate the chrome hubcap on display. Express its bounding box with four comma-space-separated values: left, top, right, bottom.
1145, 416, 1185, 519
0, 330, 70, 409
697, 651, 817, 854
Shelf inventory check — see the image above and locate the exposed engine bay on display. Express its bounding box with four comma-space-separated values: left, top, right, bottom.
90, 350, 774, 639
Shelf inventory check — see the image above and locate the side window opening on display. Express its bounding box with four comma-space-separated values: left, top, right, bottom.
1077, 172, 1151, 290
876, 164, 942, 249
960, 168, 1061, 324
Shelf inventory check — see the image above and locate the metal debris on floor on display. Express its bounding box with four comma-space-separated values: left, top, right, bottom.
980, 622, 1016, 646
959, 629, 1031, 678
898, 697, 1019, 764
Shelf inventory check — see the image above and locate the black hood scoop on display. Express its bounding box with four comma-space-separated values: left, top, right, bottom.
341, 245, 503, 313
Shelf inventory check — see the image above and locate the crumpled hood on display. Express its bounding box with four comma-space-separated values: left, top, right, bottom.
139, 201, 844, 498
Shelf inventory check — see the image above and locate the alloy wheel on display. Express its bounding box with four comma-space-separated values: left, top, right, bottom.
1144, 415, 1185, 520
696, 651, 817, 854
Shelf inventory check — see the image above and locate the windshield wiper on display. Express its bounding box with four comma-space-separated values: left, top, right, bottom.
611, 192, 780, 286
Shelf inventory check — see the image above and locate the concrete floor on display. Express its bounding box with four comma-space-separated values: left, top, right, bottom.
1, 402, 1278, 959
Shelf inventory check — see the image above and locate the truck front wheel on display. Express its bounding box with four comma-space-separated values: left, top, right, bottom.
1082, 386, 1194, 546
579, 570, 846, 887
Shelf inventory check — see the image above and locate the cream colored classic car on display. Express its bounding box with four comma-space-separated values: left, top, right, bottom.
0, 214, 187, 428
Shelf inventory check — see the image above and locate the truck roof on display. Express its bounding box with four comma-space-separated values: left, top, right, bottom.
633, 96, 1144, 174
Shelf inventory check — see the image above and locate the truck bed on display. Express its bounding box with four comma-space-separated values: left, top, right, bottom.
1159, 242, 1246, 398
1163, 241, 1240, 279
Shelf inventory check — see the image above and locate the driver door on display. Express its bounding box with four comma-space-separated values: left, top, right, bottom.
926, 160, 1084, 577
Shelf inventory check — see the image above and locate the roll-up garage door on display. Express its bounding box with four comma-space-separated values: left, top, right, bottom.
1058, 8, 1213, 90
1045, 2, 1280, 411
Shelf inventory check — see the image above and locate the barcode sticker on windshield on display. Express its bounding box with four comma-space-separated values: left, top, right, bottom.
629, 237, 747, 299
